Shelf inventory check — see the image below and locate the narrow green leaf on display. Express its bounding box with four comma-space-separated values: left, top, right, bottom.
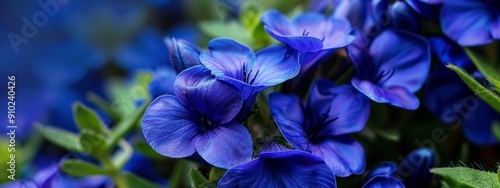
447, 64, 500, 113
61, 159, 108, 177
493, 122, 500, 142
73, 102, 107, 135
124, 172, 160, 188
198, 182, 218, 188
107, 99, 150, 148
464, 47, 500, 89
497, 165, 500, 184
209, 167, 227, 182
134, 141, 165, 160
190, 168, 208, 187
431, 167, 500, 188
79, 130, 107, 154
87, 93, 121, 122
36, 124, 82, 152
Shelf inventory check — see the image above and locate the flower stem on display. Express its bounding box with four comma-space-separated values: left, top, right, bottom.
100, 153, 129, 188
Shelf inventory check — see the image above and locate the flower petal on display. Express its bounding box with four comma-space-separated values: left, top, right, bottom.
363, 176, 405, 188
366, 162, 398, 181
200, 38, 256, 80
352, 78, 420, 110
195, 122, 253, 168
263, 27, 324, 52
440, 0, 498, 46
461, 100, 499, 145
218, 150, 336, 188
369, 29, 430, 93
398, 148, 435, 187
269, 93, 309, 151
174, 66, 242, 125
252, 45, 300, 86
308, 80, 370, 136
310, 136, 366, 177
260, 9, 293, 36
428, 37, 472, 69
142, 95, 199, 158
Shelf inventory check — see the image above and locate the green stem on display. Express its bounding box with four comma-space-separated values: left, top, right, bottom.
100, 154, 129, 188
169, 159, 188, 188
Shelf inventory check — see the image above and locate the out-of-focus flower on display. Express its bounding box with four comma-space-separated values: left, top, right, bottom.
142, 66, 253, 168
348, 29, 430, 110
116, 29, 170, 71
269, 79, 369, 177
200, 38, 300, 119
363, 148, 435, 188
148, 68, 177, 98
425, 37, 499, 145
390, 1, 420, 32
218, 150, 336, 188
261, 9, 354, 53
404, 0, 443, 18
440, 0, 500, 46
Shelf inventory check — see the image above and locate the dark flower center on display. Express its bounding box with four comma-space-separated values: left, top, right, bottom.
242, 62, 260, 85
373, 69, 395, 84
183, 91, 216, 131
305, 105, 338, 143
302, 29, 326, 42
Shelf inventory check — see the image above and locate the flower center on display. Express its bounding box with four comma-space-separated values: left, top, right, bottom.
306, 105, 338, 143
183, 91, 216, 131
242, 62, 260, 85
373, 69, 395, 84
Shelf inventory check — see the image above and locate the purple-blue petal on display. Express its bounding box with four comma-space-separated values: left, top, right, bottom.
366, 162, 398, 181
174, 66, 242, 125
253, 45, 300, 86
269, 93, 309, 150
352, 78, 420, 110
263, 27, 324, 52
200, 38, 256, 81
363, 176, 405, 188
404, 0, 443, 18
195, 122, 253, 168
440, 0, 499, 46
142, 95, 199, 158
218, 150, 336, 188
260, 9, 293, 36
390, 1, 420, 32
369, 29, 430, 93
166, 37, 201, 73
307, 80, 370, 136
148, 67, 177, 98
428, 37, 472, 69
398, 148, 435, 188
310, 136, 366, 177
461, 100, 499, 145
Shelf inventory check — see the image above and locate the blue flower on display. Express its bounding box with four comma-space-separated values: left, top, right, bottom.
200, 38, 300, 119
348, 29, 430, 110
218, 150, 336, 188
261, 9, 354, 53
363, 148, 435, 188
116, 29, 170, 71
440, 0, 500, 46
425, 37, 499, 145
142, 66, 253, 168
148, 67, 177, 98
404, 0, 443, 18
269, 79, 370, 177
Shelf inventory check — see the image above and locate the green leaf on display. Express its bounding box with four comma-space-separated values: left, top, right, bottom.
87, 93, 121, 122
61, 159, 108, 177
107, 99, 150, 148
198, 182, 218, 188
36, 124, 82, 152
447, 64, 500, 113
79, 130, 107, 154
73, 102, 108, 135
464, 46, 500, 89
124, 172, 160, 188
209, 167, 227, 182
492, 121, 500, 142
112, 140, 133, 168
134, 141, 165, 160
199, 20, 253, 45
497, 166, 500, 184
190, 168, 208, 187
430, 167, 500, 188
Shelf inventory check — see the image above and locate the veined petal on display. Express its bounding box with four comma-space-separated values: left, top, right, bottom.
310, 136, 365, 177
428, 37, 472, 69
352, 78, 420, 110
263, 27, 324, 52
252, 45, 300, 86
269, 93, 310, 151
200, 38, 256, 80
260, 9, 293, 36
363, 176, 405, 188
308, 80, 370, 136
195, 122, 253, 168
174, 66, 242, 125
440, 0, 499, 46
218, 150, 336, 188
142, 95, 199, 158
369, 29, 430, 93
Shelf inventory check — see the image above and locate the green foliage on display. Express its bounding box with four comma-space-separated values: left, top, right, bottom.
73, 102, 108, 135
36, 124, 83, 152
79, 130, 107, 154
190, 168, 209, 188
61, 159, 108, 177
124, 172, 160, 188
464, 44, 500, 92
431, 167, 500, 188
447, 64, 500, 113
209, 167, 227, 182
